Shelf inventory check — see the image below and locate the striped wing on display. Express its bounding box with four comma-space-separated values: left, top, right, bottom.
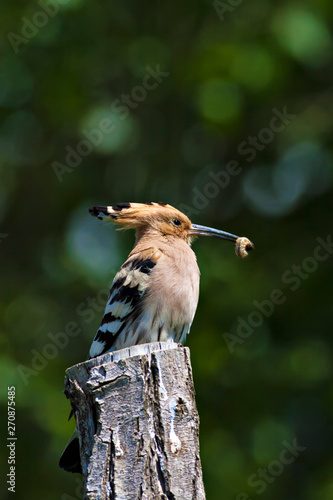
88, 250, 158, 358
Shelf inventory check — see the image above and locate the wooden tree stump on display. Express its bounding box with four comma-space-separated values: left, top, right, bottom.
64, 342, 206, 500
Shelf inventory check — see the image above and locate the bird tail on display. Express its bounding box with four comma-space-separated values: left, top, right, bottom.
59, 429, 82, 474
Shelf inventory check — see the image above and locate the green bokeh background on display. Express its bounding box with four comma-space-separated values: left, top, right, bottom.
1, 0, 333, 498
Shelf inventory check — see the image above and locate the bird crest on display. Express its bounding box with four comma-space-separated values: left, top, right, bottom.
89, 202, 193, 241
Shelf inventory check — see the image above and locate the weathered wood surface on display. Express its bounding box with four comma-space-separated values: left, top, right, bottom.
65, 342, 206, 500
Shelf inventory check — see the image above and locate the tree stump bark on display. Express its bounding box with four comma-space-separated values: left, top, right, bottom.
64, 342, 206, 500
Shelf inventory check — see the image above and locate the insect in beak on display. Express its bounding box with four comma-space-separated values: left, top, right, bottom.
190, 224, 254, 258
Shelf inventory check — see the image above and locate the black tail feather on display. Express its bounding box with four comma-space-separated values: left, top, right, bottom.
59, 436, 82, 474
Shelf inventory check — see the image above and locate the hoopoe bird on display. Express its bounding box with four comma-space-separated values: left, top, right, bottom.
60, 202, 254, 472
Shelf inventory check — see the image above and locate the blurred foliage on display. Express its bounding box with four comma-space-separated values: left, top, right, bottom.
1, 0, 333, 498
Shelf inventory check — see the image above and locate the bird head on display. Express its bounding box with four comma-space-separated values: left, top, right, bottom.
89, 202, 254, 257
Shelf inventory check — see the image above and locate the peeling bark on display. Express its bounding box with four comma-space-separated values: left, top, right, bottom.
64, 342, 206, 500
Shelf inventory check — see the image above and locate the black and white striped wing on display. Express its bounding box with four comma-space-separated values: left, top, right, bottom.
88, 255, 156, 358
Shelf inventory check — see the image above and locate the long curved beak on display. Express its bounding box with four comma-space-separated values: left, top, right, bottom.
190, 224, 239, 242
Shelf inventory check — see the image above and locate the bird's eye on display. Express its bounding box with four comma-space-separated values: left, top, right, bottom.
173, 219, 181, 226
